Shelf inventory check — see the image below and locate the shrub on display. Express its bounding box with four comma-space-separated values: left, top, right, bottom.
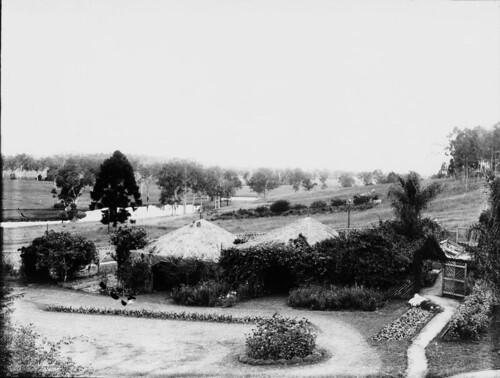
447, 281, 494, 340
171, 280, 233, 307
152, 257, 220, 291
117, 258, 151, 293
353, 194, 371, 206
255, 206, 270, 216
309, 200, 328, 210
270, 200, 291, 214
246, 313, 316, 360
53, 202, 66, 209
288, 285, 385, 311
20, 231, 98, 282
110, 227, 148, 269
330, 198, 345, 207
7, 324, 91, 377
292, 203, 308, 210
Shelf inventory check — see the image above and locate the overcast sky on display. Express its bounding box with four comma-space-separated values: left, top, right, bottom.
2, 0, 500, 175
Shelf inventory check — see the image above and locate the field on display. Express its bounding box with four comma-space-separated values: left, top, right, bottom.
1, 177, 488, 268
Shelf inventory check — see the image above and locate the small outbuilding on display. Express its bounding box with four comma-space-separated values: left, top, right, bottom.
130, 219, 237, 292
440, 239, 472, 298
144, 219, 237, 262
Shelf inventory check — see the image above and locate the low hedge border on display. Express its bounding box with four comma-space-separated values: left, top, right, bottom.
238, 348, 330, 366
45, 305, 269, 324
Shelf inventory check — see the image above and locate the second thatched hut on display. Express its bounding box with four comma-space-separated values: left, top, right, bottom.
238, 217, 339, 248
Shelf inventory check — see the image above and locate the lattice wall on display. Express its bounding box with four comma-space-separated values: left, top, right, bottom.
442, 260, 468, 297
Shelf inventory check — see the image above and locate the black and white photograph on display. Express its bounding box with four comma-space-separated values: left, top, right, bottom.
1, 0, 500, 377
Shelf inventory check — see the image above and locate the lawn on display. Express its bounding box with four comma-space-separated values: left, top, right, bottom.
426, 305, 500, 377
9, 283, 414, 377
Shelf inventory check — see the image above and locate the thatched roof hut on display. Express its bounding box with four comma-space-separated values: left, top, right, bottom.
239, 217, 339, 248
143, 219, 237, 262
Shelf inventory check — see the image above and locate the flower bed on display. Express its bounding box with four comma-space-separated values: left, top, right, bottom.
372, 307, 436, 341
46, 305, 268, 324
245, 313, 316, 362
288, 285, 385, 311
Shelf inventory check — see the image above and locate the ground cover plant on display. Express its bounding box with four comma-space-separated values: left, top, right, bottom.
245, 313, 316, 361
288, 284, 385, 311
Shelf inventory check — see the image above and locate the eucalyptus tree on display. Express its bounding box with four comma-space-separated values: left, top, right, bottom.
247, 168, 280, 200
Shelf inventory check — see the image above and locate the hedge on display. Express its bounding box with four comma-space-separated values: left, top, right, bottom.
288, 285, 385, 311
220, 226, 413, 295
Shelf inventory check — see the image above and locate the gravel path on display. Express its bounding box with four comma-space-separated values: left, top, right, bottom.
405, 273, 460, 378
10, 284, 381, 377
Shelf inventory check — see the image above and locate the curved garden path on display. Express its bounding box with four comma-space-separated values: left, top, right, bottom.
406, 272, 460, 378
11, 284, 381, 377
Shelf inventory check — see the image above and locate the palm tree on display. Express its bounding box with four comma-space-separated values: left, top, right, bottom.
388, 172, 441, 239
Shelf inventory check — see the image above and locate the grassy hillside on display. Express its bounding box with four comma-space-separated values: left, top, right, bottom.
2, 177, 488, 268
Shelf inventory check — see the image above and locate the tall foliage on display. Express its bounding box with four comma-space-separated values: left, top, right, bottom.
220, 226, 412, 295
247, 168, 280, 200
90, 150, 142, 227
110, 227, 148, 269
387, 172, 441, 239
468, 177, 500, 290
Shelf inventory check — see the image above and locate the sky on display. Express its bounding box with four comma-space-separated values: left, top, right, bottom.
2, 0, 500, 176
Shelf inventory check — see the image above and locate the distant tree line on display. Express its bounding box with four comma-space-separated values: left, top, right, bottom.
3, 151, 408, 215
435, 122, 500, 182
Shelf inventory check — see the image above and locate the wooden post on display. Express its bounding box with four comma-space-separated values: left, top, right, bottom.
347, 199, 352, 229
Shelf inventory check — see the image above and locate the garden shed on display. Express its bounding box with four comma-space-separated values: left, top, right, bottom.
440, 239, 472, 298
238, 217, 339, 249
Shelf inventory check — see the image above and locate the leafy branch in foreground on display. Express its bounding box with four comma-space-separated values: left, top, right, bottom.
7, 324, 92, 377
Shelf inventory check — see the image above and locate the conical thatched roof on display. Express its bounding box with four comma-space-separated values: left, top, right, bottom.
145, 219, 236, 262
239, 217, 339, 249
